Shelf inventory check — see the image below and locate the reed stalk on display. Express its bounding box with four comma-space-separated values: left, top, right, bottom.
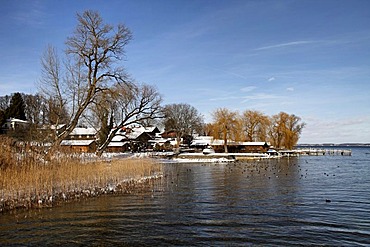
0, 136, 162, 212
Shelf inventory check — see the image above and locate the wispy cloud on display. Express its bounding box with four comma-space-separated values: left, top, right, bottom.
240, 86, 256, 92
209, 95, 240, 101
286, 87, 294, 92
254, 41, 321, 51
12, 2, 47, 28
268, 77, 275, 82
242, 93, 282, 102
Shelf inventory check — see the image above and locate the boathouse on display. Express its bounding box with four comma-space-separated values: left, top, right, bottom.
60, 127, 97, 153
191, 136, 270, 153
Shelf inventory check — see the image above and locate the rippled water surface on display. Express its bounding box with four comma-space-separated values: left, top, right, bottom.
1, 148, 370, 246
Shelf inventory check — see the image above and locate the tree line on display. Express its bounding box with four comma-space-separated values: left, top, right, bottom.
1, 10, 305, 154
161, 104, 304, 151
208, 108, 305, 151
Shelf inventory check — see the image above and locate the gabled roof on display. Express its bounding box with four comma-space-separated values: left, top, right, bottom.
191, 136, 213, 146
7, 118, 29, 124
111, 135, 126, 142
70, 127, 96, 136
108, 141, 130, 147
114, 125, 158, 140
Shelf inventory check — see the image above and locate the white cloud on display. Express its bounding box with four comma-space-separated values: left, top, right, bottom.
12, 2, 47, 28
240, 86, 256, 92
286, 87, 294, 91
268, 77, 275, 82
242, 93, 282, 102
300, 115, 370, 143
209, 96, 239, 101
254, 40, 321, 51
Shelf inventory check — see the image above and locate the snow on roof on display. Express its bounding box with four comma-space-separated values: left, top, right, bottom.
111, 135, 126, 142
7, 118, 29, 124
148, 138, 177, 146
108, 141, 129, 147
111, 126, 158, 140
70, 127, 96, 136
191, 136, 213, 146
144, 126, 159, 133
61, 140, 95, 146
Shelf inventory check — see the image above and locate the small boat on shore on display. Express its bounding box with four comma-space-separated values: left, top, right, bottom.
203, 146, 215, 155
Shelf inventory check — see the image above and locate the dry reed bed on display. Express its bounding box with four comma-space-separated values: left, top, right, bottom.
0, 136, 163, 213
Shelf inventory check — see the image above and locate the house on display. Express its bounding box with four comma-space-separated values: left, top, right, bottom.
60, 139, 97, 153
65, 127, 96, 140
191, 136, 270, 153
60, 127, 97, 153
1, 118, 29, 131
107, 125, 161, 153
190, 136, 213, 148
58, 125, 163, 153
106, 134, 130, 153
149, 133, 178, 151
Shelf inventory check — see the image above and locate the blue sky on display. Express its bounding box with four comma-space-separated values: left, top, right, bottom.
1, 0, 369, 143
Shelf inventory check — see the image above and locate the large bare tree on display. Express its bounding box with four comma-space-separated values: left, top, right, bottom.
284, 114, 305, 149
211, 108, 239, 153
242, 110, 270, 142
162, 103, 204, 147
39, 10, 132, 148
94, 83, 162, 156
268, 112, 305, 149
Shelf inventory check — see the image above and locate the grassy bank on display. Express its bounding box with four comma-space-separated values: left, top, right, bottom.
0, 136, 163, 213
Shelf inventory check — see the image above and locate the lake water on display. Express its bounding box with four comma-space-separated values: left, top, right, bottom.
1, 148, 370, 246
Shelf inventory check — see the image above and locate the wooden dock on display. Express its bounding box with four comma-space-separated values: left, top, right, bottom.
294, 148, 352, 156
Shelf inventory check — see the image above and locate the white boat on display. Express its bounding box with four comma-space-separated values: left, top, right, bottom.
203, 146, 215, 155
267, 149, 281, 156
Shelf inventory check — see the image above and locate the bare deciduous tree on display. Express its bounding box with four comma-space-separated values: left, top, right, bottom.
242, 110, 270, 142
94, 83, 162, 156
211, 108, 239, 153
39, 10, 133, 149
162, 103, 204, 147
0, 95, 11, 112
40, 45, 67, 127
268, 112, 305, 149
284, 114, 305, 149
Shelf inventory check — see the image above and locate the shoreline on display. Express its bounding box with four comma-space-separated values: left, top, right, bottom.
1, 174, 162, 214
0, 143, 164, 215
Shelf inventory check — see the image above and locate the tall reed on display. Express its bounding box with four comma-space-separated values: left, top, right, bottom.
0, 136, 162, 211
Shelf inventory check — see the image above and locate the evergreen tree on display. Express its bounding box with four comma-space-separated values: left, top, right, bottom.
6, 92, 27, 120
0, 110, 5, 126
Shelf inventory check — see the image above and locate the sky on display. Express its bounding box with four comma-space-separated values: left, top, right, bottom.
1, 0, 369, 144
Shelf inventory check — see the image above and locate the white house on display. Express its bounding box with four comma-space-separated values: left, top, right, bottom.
1, 118, 29, 130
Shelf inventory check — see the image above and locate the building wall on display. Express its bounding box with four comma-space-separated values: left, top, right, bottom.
63, 142, 96, 153
212, 144, 269, 153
